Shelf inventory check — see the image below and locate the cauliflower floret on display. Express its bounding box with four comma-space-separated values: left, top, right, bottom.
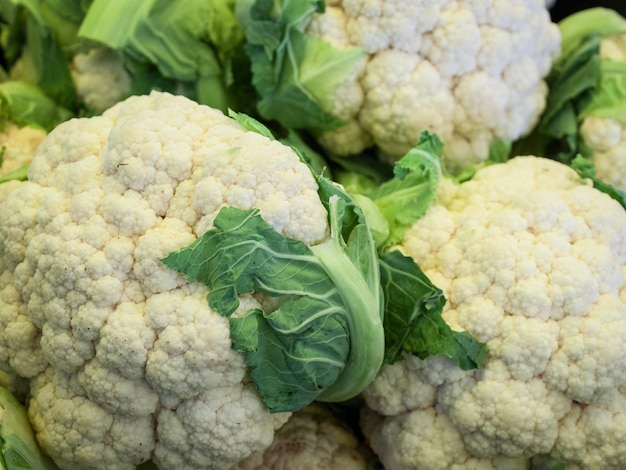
306, 0, 561, 171
28, 367, 156, 470
71, 48, 133, 113
581, 116, 626, 191
232, 403, 370, 470
0, 91, 330, 470
362, 156, 626, 469
552, 384, 626, 468
0, 123, 47, 176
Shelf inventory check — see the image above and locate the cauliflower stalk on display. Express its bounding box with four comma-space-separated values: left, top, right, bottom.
238, 0, 561, 171
361, 156, 626, 469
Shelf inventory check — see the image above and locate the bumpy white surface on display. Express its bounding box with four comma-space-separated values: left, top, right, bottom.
0, 91, 329, 470
0, 123, 46, 176
362, 156, 626, 469
232, 403, 369, 470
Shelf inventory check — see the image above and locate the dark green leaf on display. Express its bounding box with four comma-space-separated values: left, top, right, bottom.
162, 192, 384, 412
379, 250, 488, 370
162, 207, 350, 412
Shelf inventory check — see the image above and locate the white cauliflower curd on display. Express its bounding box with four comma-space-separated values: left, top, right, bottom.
71, 48, 133, 113
232, 403, 370, 470
305, 0, 561, 171
0, 123, 47, 177
0, 91, 331, 470
361, 156, 626, 469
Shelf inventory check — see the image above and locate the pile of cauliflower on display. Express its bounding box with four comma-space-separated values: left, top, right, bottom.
4, 91, 626, 470
3, 2, 626, 470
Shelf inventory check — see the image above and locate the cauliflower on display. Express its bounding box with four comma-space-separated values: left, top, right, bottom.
512, 8, 626, 188
580, 115, 626, 191
232, 403, 371, 470
240, 0, 561, 172
0, 123, 47, 177
578, 33, 626, 191
361, 156, 626, 469
71, 48, 133, 113
0, 91, 342, 470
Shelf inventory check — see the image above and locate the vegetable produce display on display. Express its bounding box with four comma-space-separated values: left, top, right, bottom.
0, 90, 482, 469
1, 1, 626, 470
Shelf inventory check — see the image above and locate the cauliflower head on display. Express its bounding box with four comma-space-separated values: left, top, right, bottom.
305, 0, 561, 171
579, 34, 626, 192
71, 48, 133, 113
580, 115, 626, 192
361, 156, 626, 469
0, 91, 331, 470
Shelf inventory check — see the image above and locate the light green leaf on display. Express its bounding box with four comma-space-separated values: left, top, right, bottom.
351, 194, 389, 249
365, 131, 443, 248
0, 385, 57, 470
580, 59, 626, 123
0, 80, 72, 131
0, 164, 28, 184
228, 108, 275, 140
79, 0, 241, 111
294, 29, 364, 112
559, 7, 626, 60
240, 0, 364, 130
